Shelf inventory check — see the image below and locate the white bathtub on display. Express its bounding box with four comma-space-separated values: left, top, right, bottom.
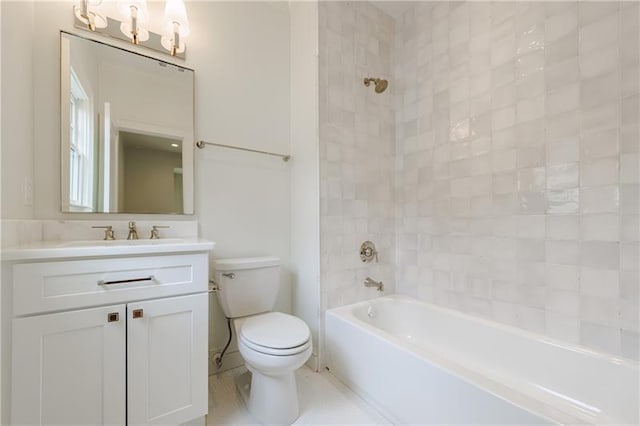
326, 295, 639, 425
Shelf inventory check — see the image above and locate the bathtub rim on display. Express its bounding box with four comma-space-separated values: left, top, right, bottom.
328, 294, 639, 367
325, 294, 639, 425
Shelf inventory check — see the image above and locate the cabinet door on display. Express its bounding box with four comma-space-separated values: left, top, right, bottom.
12, 304, 126, 425
127, 293, 208, 425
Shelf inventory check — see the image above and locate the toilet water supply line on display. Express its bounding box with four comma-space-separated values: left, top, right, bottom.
216, 318, 233, 369
209, 277, 233, 369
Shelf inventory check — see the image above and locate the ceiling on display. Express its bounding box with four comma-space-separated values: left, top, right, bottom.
120, 131, 182, 154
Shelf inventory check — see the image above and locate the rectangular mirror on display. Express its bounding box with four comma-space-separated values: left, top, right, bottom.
60, 32, 194, 214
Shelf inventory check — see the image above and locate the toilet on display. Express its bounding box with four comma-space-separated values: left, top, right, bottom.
213, 256, 312, 425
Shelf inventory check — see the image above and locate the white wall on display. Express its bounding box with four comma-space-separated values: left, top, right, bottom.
1, 1, 35, 220
1, 0, 293, 370
98, 60, 192, 134
290, 1, 321, 369
189, 1, 292, 363
0, 3, 3, 422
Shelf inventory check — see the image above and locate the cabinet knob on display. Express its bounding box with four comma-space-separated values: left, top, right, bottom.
132, 308, 144, 319
107, 312, 120, 322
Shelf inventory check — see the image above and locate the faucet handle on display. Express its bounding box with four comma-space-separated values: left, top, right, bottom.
150, 225, 170, 239
126, 221, 139, 240
92, 225, 115, 240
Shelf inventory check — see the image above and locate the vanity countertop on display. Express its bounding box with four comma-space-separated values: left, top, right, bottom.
1, 238, 215, 261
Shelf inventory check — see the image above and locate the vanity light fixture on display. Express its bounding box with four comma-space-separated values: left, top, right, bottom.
72, 0, 188, 59
161, 0, 190, 56
171, 143, 179, 147
73, 0, 107, 32
117, 0, 150, 45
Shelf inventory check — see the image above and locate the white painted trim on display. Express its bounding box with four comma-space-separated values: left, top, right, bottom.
60, 35, 72, 212
305, 352, 319, 372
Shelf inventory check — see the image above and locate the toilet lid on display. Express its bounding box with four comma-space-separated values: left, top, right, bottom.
240, 312, 310, 349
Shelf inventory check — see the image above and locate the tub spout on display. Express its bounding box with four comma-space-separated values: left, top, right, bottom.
364, 277, 384, 292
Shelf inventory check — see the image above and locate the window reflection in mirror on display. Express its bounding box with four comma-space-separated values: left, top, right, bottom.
60, 32, 194, 214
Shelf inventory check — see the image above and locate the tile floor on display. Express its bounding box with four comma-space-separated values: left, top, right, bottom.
207, 367, 391, 425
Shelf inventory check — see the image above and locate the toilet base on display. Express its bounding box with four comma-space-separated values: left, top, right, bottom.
235, 370, 252, 406
245, 365, 299, 425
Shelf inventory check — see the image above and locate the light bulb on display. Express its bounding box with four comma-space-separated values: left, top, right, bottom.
163, 0, 190, 37
117, 0, 149, 23
117, 0, 150, 44
161, 0, 189, 55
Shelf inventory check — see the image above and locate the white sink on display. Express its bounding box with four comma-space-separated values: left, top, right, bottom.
2, 238, 215, 261
58, 238, 188, 247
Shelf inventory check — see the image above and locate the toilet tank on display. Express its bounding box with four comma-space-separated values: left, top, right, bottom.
213, 256, 280, 318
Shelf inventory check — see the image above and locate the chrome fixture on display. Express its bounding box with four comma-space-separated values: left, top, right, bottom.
92, 225, 115, 240
360, 240, 378, 263
222, 272, 236, 279
208, 278, 220, 293
363, 77, 388, 93
72, 0, 189, 59
127, 221, 139, 240
150, 225, 170, 239
196, 140, 292, 162
364, 277, 384, 292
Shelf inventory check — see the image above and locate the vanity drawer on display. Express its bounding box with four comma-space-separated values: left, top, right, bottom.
13, 253, 208, 316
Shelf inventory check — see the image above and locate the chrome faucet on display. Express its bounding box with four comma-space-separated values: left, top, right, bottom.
364, 277, 384, 292
127, 221, 138, 240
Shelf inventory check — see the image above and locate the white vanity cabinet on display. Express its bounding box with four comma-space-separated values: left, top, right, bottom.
127, 293, 208, 425
3, 241, 213, 426
12, 304, 127, 425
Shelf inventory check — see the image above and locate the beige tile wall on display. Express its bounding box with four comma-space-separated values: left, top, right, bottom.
393, 1, 639, 359
319, 1, 396, 310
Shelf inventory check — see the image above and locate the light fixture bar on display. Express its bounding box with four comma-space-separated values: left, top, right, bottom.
72, 14, 186, 59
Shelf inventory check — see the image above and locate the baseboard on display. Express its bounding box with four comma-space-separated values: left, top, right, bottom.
180, 416, 205, 426
210, 349, 319, 374
209, 349, 244, 375
305, 352, 319, 372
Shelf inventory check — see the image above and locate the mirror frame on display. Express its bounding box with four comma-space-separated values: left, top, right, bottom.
59, 30, 195, 215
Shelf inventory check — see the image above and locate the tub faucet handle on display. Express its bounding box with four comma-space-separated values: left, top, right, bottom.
360, 241, 378, 263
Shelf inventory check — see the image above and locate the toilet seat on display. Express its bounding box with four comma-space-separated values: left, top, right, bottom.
240, 335, 311, 356
239, 312, 311, 356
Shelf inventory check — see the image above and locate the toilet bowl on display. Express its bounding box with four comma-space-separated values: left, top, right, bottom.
235, 312, 312, 424
213, 257, 312, 425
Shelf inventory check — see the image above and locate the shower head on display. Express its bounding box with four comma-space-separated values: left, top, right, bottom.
364, 77, 388, 93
